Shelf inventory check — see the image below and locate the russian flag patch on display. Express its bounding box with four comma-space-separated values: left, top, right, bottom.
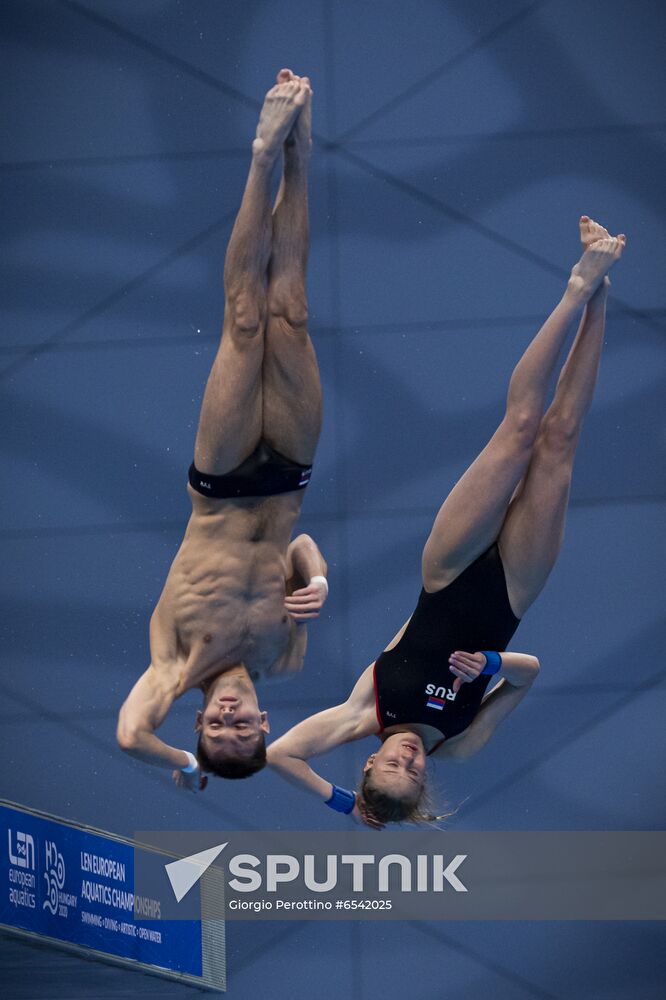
426, 696, 445, 711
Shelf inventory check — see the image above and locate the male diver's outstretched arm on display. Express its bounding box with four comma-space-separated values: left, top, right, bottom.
117, 604, 207, 789
116, 668, 182, 767
434, 651, 540, 761
116, 667, 207, 791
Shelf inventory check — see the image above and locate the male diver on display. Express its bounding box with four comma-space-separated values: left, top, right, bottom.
117, 70, 327, 788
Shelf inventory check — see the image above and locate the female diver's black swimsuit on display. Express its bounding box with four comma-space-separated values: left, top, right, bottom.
372, 544, 520, 753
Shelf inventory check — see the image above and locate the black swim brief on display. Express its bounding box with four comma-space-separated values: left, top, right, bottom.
188, 440, 312, 499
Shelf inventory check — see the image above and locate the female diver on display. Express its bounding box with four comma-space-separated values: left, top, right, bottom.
269, 218, 626, 826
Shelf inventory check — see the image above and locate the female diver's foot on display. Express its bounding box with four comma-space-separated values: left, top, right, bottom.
577, 216, 627, 293
568, 223, 626, 303
579, 215, 613, 247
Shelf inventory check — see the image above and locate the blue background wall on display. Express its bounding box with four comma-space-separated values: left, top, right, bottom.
2, 1, 665, 996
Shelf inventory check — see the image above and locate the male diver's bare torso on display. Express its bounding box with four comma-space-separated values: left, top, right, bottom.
150, 486, 305, 693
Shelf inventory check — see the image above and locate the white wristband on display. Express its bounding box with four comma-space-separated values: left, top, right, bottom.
180, 751, 199, 773
310, 575, 328, 595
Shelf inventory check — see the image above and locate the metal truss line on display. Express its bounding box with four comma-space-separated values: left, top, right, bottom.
0, 213, 235, 382
321, 5, 364, 995
232, 922, 306, 977
345, 120, 666, 149
5, 123, 662, 174
462, 664, 666, 817
59, 0, 260, 111
0, 681, 253, 830
0, 695, 340, 727
412, 922, 559, 1000
335, 0, 549, 143
1, 681, 645, 726
1, 304, 659, 357
330, 145, 666, 334
1, 493, 663, 541
0, 147, 249, 172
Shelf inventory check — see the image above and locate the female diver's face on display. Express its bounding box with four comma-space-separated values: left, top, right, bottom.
364, 733, 427, 798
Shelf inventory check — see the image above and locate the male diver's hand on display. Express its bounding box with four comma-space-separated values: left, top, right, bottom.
448, 650, 487, 693
284, 578, 328, 621
171, 768, 208, 794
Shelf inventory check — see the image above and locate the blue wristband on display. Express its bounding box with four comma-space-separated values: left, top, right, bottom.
326, 785, 356, 814
481, 650, 502, 675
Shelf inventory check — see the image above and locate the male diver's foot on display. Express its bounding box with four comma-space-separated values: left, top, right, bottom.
273, 68, 312, 159
252, 72, 308, 166
285, 76, 312, 162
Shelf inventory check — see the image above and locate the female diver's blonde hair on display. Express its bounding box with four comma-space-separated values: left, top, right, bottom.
357, 765, 456, 827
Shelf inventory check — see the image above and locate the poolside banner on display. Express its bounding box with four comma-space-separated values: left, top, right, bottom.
0, 800, 225, 992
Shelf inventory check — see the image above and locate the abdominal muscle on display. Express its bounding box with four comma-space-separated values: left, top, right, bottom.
152, 493, 300, 688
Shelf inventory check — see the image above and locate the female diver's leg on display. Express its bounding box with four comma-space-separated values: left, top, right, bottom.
262, 72, 322, 466
193, 73, 303, 475
498, 219, 626, 617
422, 219, 624, 593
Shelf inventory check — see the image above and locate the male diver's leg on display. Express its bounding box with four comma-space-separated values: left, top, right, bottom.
422, 222, 622, 592
498, 219, 625, 617
193, 73, 304, 475
262, 72, 322, 466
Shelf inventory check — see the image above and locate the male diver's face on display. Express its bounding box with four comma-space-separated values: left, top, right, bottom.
195, 672, 269, 761
365, 734, 427, 798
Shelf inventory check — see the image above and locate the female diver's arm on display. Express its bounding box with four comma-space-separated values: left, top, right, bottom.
436, 652, 540, 760
267, 664, 377, 800
447, 649, 540, 691
490, 651, 540, 687
268, 704, 358, 799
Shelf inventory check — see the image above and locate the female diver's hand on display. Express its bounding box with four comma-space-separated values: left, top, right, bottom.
172, 768, 208, 793
284, 578, 328, 621
448, 650, 487, 693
